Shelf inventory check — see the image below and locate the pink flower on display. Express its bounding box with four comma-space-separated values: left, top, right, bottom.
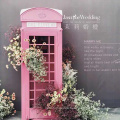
50, 94, 53, 97
37, 49, 40, 52
12, 92, 15, 96
7, 97, 10, 100
16, 62, 21, 66
36, 53, 39, 56
4, 96, 8, 99
12, 96, 16, 100
14, 110, 16, 113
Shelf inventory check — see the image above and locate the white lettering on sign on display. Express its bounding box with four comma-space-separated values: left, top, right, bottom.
27, 22, 57, 27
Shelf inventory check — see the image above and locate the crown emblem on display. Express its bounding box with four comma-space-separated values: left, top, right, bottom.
38, 13, 46, 18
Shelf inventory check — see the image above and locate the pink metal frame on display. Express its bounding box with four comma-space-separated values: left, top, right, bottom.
21, 8, 62, 120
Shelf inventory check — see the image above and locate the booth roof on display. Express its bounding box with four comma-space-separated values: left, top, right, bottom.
20, 7, 62, 15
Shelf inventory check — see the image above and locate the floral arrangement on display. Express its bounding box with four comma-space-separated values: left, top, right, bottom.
73, 90, 107, 120
22, 47, 47, 81
3, 26, 109, 120
4, 26, 47, 81
0, 89, 16, 119
35, 48, 109, 120
35, 61, 108, 120
4, 27, 21, 71
62, 61, 77, 94
35, 83, 57, 110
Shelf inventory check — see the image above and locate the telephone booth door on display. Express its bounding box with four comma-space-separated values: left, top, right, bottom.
20, 8, 62, 120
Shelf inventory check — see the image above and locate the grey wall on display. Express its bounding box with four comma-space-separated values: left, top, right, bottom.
0, 0, 120, 110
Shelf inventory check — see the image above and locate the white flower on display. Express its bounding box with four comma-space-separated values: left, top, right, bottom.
48, 110, 51, 116
43, 42, 46, 45
13, 66, 16, 69
8, 58, 10, 62
6, 65, 9, 69
32, 39, 36, 43
1, 89, 6, 95
16, 55, 20, 59
16, 36, 20, 39
26, 49, 29, 52
3, 46, 6, 50
63, 88, 67, 93
10, 40, 13, 42
13, 46, 16, 50
54, 91, 57, 95
10, 103, 14, 107
2, 100, 6, 103
68, 69, 77, 79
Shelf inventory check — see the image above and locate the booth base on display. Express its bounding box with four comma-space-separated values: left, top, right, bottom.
4, 108, 120, 120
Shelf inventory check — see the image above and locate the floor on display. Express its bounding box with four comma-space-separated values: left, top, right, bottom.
4, 111, 21, 120
4, 108, 120, 120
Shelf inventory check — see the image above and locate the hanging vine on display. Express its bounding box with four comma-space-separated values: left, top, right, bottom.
4, 26, 47, 81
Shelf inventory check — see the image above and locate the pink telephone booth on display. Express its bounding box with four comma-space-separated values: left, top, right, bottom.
20, 7, 62, 120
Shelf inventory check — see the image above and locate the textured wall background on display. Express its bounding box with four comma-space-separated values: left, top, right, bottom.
0, 0, 120, 110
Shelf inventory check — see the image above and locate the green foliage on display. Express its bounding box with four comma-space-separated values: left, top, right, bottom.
74, 90, 109, 120
3, 28, 21, 71
62, 61, 77, 94
62, 61, 109, 120
63, 42, 75, 63
0, 89, 16, 119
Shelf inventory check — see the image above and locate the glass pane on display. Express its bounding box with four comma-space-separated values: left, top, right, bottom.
29, 36, 34, 44
42, 45, 48, 53
35, 45, 48, 53
30, 82, 34, 90
30, 100, 34, 108
44, 72, 49, 80
44, 54, 49, 62
29, 73, 34, 80
36, 82, 49, 89
50, 45, 54, 53
50, 55, 54, 62
44, 63, 49, 71
40, 72, 49, 80
50, 72, 54, 80
50, 81, 54, 86
35, 36, 48, 44
30, 91, 34, 99
50, 36, 54, 44
50, 64, 54, 71
35, 45, 41, 49
36, 91, 45, 98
